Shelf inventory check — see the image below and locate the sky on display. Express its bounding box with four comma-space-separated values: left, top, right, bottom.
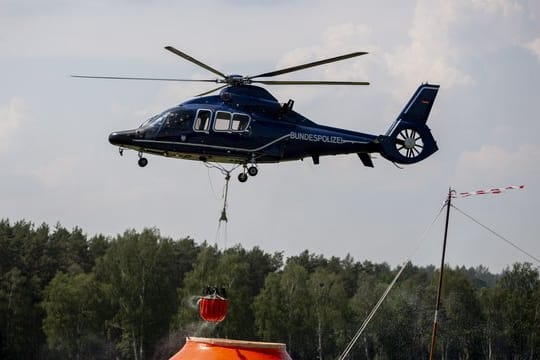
1, 0, 539, 273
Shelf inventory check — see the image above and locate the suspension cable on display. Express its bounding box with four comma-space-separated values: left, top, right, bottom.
337, 202, 446, 360
451, 204, 540, 265
203, 161, 242, 176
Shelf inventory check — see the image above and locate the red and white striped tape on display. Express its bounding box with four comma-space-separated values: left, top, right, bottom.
455, 185, 524, 198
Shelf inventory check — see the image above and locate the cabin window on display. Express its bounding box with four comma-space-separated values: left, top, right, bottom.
213, 111, 251, 132
194, 109, 212, 132
214, 111, 231, 131
231, 114, 250, 131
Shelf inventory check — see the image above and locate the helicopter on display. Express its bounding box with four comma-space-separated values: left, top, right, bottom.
73, 46, 440, 182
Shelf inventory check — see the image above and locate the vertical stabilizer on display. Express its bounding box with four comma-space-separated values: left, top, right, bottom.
380, 84, 440, 164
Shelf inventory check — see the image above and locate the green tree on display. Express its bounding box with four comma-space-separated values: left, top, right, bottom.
435, 268, 485, 359
374, 288, 420, 359
338, 254, 362, 298
0, 221, 51, 359
88, 234, 110, 264
349, 269, 392, 359
42, 271, 112, 359
0, 267, 30, 359
95, 228, 177, 360
254, 262, 316, 358
280, 262, 316, 359
490, 263, 540, 359
287, 250, 328, 273
308, 267, 348, 360
254, 272, 287, 342
244, 246, 283, 298
169, 237, 200, 289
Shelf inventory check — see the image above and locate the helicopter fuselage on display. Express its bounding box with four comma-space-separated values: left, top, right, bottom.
109, 85, 379, 166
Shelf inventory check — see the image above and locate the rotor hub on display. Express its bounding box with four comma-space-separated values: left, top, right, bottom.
404, 136, 416, 149
225, 75, 251, 86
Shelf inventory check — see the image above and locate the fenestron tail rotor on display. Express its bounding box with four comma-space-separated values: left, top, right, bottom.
395, 128, 424, 159
72, 46, 370, 96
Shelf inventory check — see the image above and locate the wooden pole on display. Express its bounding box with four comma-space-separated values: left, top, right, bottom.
429, 188, 453, 360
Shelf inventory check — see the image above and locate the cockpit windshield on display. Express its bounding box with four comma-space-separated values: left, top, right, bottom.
140, 111, 168, 129
138, 110, 171, 139
138, 108, 193, 139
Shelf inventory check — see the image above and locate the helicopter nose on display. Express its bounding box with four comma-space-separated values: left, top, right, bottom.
108, 130, 134, 146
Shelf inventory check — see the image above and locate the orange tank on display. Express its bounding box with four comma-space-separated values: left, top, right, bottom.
169, 337, 293, 360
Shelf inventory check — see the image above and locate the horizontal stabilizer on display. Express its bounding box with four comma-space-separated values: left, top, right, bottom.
357, 153, 374, 167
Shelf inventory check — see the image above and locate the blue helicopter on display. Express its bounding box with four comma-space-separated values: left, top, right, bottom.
74, 46, 440, 182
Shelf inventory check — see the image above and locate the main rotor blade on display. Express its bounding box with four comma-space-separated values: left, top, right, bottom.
253, 80, 370, 85
71, 75, 219, 83
250, 51, 368, 79
165, 46, 227, 79
195, 84, 228, 97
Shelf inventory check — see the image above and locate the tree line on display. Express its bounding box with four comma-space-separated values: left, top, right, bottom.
0, 219, 539, 359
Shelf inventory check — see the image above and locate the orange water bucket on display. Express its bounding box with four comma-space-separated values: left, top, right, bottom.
198, 296, 228, 322
169, 337, 293, 360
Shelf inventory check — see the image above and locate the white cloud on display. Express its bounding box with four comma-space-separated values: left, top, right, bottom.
454, 144, 540, 185
31, 156, 79, 188
471, 0, 523, 17
385, 1, 473, 94
384, 0, 530, 96
275, 22, 377, 77
525, 37, 540, 61
321, 23, 373, 52
0, 98, 24, 151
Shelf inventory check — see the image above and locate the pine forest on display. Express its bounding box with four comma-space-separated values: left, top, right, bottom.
1, 219, 539, 359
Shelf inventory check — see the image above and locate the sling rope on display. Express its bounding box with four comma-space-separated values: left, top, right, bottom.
203, 162, 241, 249
214, 172, 230, 249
